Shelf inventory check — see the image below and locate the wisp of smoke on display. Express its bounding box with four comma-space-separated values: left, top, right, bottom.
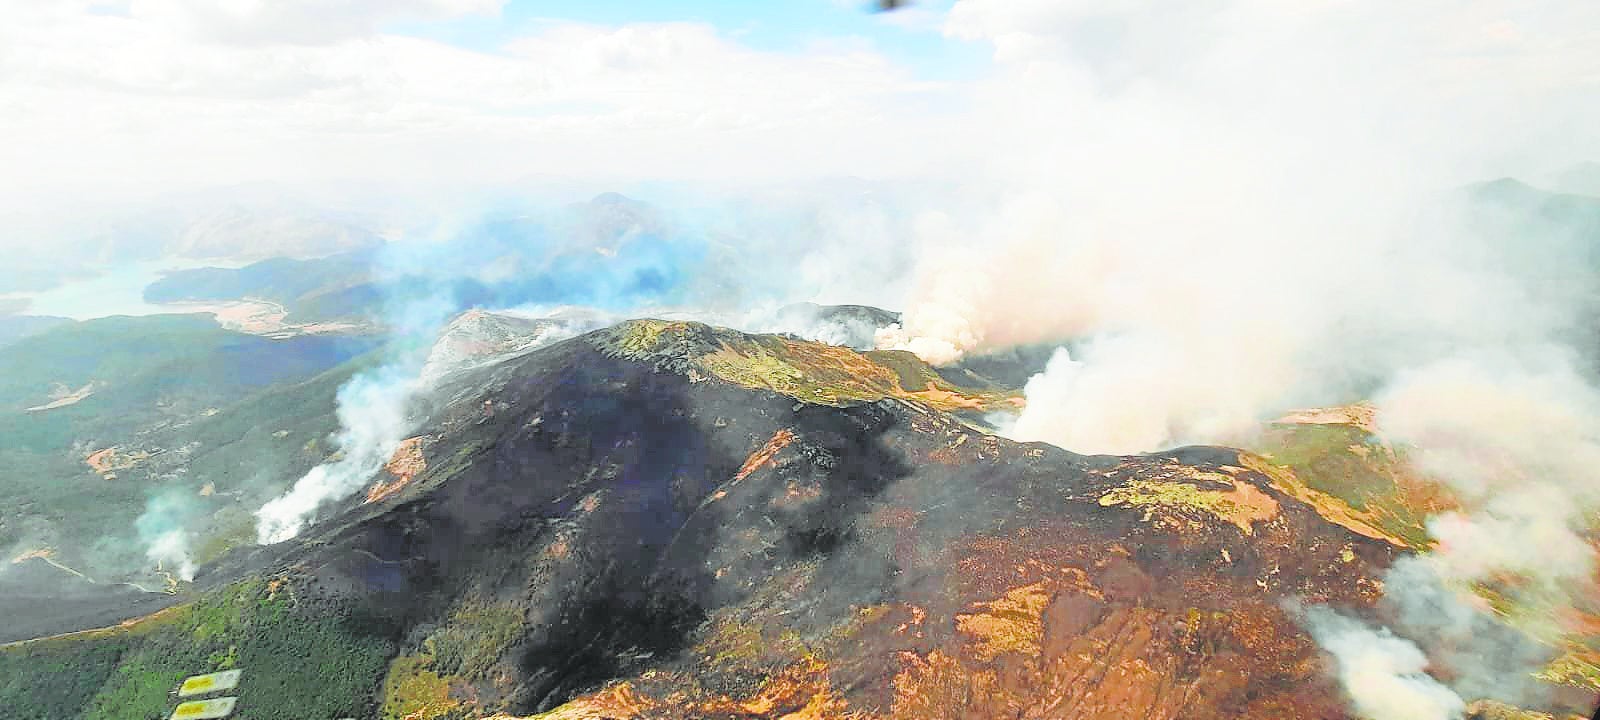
135, 489, 198, 581
1381, 555, 1557, 707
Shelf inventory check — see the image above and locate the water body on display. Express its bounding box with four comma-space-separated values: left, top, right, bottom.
17, 259, 243, 320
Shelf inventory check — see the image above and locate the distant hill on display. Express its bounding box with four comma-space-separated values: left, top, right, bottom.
0, 315, 72, 348
1464, 177, 1600, 237
142, 249, 380, 322
65, 198, 384, 265
140, 192, 720, 325
1546, 161, 1600, 197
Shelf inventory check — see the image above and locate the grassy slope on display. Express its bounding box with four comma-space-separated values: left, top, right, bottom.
592, 319, 1018, 413
1248, 417, 1600, 694
1248, 421, 1452, 549
0, 577, 398, 720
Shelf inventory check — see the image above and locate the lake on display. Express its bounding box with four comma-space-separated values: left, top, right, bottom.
15, 259, 245, 320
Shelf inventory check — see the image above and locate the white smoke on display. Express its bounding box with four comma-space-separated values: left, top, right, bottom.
145, 530, 197, 583
1300, 604, 1466, 720
872, 1, 1600, 715
254, 305, 613, 544
135, 489, 199, 581
1382, 555, 1558, 707
1355, 352, 1600, 709
739, 303, 893, 351
255, 364, 422, 544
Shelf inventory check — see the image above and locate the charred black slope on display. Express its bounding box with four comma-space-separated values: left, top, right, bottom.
261, 323, 931, 714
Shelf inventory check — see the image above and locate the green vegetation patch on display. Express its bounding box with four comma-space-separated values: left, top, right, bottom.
378, 653, 459, 720
590, 320, 1013, 411
0, 315, 380, 585
1252, 422, 1446, 548
1098, 474, 1279, 535
0, 576, 398, 720
422, 600, 525, 679
0, 635, 130, 719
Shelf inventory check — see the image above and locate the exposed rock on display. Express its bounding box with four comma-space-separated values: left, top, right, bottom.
26, 382, 95, 412
420, 309, 607, 383
83, 446, 150, 480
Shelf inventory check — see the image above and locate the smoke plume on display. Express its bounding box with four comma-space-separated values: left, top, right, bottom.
135, 489, 198, 582
866, 1, 1600, 715
1300, 604, 1467, 720
255, 363, 422, 544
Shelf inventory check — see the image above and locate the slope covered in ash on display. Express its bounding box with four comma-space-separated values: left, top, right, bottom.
1, 319, 1581, 719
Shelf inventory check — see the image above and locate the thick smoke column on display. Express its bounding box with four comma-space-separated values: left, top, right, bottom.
876, 1, 1600, 716
256, 364, 421, 544
1299, 604, 1466, 720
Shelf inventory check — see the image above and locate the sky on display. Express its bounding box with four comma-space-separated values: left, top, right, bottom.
1, 1, 1598, 212
0, 0, 988, 206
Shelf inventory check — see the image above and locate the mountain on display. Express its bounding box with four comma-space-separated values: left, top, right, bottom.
1459, 179, 1600, 277
1546, 162, 1600, 198
766, 302, 900, 350
162, 205, 383, 261
0, 192, 390, 302
63, 197, 384, 265
0, 314, 72, 348
1464, 177, 1600, 234
142, 249, 382, 322
137, 193, 690, 325
4, 317, 1584, 719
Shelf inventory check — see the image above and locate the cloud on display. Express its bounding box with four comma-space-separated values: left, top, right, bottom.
0, 6, 957, 206
126, 0, 504, 45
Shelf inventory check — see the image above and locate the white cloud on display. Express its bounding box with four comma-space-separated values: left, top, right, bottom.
127, 0, 504, 45
0, 5, 959, 208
